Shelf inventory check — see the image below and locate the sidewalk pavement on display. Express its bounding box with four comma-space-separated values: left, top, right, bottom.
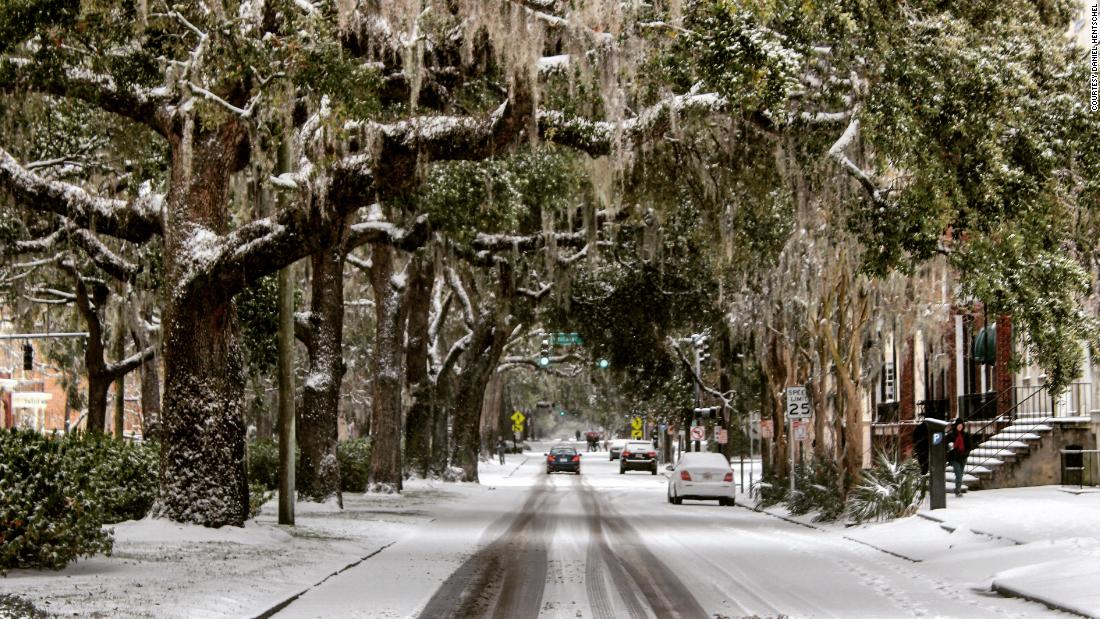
750, 485, 1100, 618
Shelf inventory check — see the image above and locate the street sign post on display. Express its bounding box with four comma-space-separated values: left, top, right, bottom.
630, 417, 643, 439
716, 427, 728, 444
511, 411, 526, 434
690, 425, 706, 441
785, 386, 810, 493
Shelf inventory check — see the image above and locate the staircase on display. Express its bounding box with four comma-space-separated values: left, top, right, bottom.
958, 415, 1054, 491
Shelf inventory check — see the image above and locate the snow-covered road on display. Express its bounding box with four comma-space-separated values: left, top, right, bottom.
276, 447, 1061, 619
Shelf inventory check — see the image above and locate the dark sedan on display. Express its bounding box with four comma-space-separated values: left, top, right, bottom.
546, 447, 581, 474
619, 441, 658, 474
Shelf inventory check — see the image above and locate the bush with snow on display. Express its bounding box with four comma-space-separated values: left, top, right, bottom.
337, 438, 371, 492
246, 439, 281, 490
0, 430, 114, 571
845, 451, 926, 523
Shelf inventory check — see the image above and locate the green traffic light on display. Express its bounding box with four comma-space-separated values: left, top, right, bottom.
597, 358, 609, 369
539, 356, 551, 367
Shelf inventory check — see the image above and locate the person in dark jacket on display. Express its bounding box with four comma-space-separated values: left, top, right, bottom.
945, 419, 971, 496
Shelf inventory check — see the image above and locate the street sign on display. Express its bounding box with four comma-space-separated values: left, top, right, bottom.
785, 386, 810, 420
792, 420, 808, 441
717, 428, 728, 444
760, 419, 773, 439
552, 332, 583, 345
690, 425, 705, 441
511, 411, 526, 434
630, 416, 643, 439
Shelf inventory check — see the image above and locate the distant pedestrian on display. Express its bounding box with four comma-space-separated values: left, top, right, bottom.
945, 419, 971, 497
497, 437, 507, 465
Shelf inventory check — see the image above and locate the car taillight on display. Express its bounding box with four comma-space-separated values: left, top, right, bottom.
573, 455, 581, 462
547, 455, 555, 462
622, 450, 631, 457
680, 470, 692, 481
647, 451, 656, 457
723, 472, 734, 482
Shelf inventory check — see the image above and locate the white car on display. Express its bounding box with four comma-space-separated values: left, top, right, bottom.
608, 439, 628, 461
667, 452, 735, 506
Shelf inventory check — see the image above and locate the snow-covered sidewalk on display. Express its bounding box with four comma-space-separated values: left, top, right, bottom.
755, 485, 1100, 618
0, 457, 532, 619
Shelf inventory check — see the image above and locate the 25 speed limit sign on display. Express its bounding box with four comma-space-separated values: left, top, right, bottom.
785, 386, 810, 420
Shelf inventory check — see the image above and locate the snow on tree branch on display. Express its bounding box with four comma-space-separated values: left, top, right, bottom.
826, 113, 890, 209
0, 58, 171, 135
0, 146, 164, 243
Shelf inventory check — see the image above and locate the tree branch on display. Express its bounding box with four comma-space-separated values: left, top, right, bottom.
0, 146, 164, 242
0, 58, 170, 135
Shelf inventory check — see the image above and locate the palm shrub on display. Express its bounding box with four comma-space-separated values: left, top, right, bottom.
787, 458, 845, 522
337, 438, 371, 492
752, 471, 788, 508
846, 451, 926, 523
0, 429, 114, 571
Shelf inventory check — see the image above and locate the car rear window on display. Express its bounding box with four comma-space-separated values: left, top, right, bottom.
551, 448, 576, 455
626, 442, 652, 450
678, 453, 729, 467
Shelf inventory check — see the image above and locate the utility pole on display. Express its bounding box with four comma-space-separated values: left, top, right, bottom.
276, 128, 296, 526
112, 307, 125, 439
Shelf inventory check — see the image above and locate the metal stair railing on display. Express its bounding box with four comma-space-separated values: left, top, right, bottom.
965, 384, 1054, 475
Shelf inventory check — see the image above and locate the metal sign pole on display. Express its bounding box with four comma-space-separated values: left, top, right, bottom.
789, 417, 795, 495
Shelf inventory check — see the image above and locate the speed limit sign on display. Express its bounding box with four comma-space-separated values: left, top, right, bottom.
786, 386, 810, 420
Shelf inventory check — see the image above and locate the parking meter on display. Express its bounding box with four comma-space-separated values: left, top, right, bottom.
926, 418, 949, 510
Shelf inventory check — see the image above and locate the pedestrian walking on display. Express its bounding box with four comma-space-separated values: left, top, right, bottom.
497, 437, 506, 465
945, 419, 971, 496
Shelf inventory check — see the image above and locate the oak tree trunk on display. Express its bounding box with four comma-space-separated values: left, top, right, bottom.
403, 253, 434, 479
155, 121, 250, 527
368, 243, 406, 492
297, 241, 346, 502
448, 320, 506, 482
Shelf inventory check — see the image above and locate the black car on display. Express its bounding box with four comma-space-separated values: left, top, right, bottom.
546, 447, 581, 474
619, 441, 658, 474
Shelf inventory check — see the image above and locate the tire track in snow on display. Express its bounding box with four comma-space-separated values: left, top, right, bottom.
579, 478, 708, 619
417, 474, 552, 618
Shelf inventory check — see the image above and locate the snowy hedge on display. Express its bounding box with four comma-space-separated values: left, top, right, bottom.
246, 438, 371, 493
0, 430, 112, 571
337, 438, 371, 493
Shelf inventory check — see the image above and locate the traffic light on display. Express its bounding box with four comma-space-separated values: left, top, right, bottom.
695, 334, 710, 363
539, 335, 551, 367
597, 358, 609, 369
22, 342, 33, 371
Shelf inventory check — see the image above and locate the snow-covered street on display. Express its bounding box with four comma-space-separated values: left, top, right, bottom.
274, 445, 1089, 619
3, 445, 1097, 618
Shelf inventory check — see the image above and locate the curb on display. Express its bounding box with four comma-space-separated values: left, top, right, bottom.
251, 541, 396, 619
741, 505, 922, 563
915, 512, 1023, 546
503, 456, 529, 479
991, 581, 1095, 619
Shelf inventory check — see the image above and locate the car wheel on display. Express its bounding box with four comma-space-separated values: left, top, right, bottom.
667, 490, 674, 504
719, 498, 734, 506
650, 466, 657, 475
619, 467, 625, 475
671, 488, 682, 505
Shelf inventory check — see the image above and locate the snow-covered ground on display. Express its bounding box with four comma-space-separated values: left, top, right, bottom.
2, 446, 1097, 618
0, 457, 530, 618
